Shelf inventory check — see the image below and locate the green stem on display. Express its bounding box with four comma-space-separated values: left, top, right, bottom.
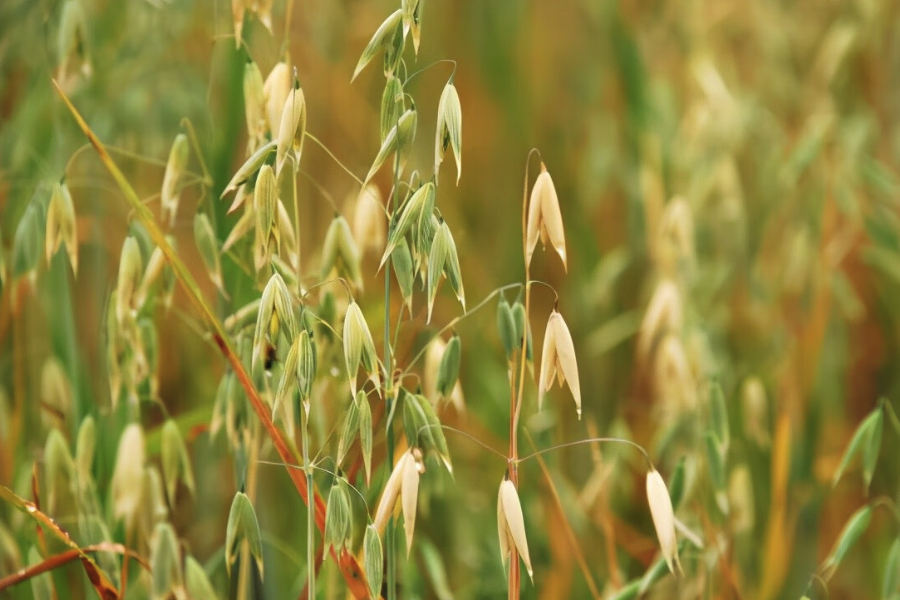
302, 404, 315, 600
384, 145, 401, 600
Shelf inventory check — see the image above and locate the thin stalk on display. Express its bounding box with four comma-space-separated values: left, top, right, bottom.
384, 128, 402, 600
302, 404, 316, 600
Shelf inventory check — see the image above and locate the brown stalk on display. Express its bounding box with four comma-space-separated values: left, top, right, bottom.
51, 80, 370, 600
0, 484, 120, 599
0, 543, 149, 592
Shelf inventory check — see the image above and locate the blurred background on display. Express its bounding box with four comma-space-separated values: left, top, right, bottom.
2, 0, 900, 598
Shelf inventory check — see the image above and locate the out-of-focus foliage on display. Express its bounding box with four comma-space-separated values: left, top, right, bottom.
2, 0, 900, 599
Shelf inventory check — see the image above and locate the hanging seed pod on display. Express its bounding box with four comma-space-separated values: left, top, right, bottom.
352, 9, 403, 81
511, 300, 533, 362
392, 238, 415, 313
321, 215, 363, 290
75, 415, 95, 484
380, 76, 404, 143
401, 447, 422, 555
646, 468, 681, 575
116, 237, 143, 326
161, 133, 189, 227
337, 392, 362, 466
225, 492, 264, 578
497, 477, 533, 581
45, 181, 78, 274
254, 165, 279, 271
194, 213, 226, 296
185, 555, 219, 600
832, 405, 883, 492
426, 221, 465, 321
436, 335, 461, 398
220, 140, 276, 198
150, 522, 183, 599
363, 524, 383, 600
264, 61, 291, 136
276, 78, 306, 174
637, 279, 683, 361
401, 0, 423, 54
111, 424, 145, 530
821, 505, 872, 581
57, 0, 89, 82
537, 310, 581, 418
243, 59, 266, 148
365, 107, 417, 186
324, 481, 353, 555
434, 81, 462, 184
353, 185, 386, 255
374, 449, 411, 533
160, 420, 195, 505
12, 198, 43, 285
342, 301, 380, 396
44, 429, 75, 516
497, 297, 517, 358
296, 329, 316, 404
358, 392, 373, 483
232, 0, 246, 48
380, 182, 433, 268
525, 164, 566, 271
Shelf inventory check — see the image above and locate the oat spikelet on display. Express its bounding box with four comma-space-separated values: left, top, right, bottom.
646, 468, 681, 575
401, 448, 423, 555
497, 478, 533, 581
264, 61, 291, 136
46, 181, 78, 275
637, 279, 682, 361
525, 164, 566, 270
537, 310, 581, 418
373, 449, 410, 533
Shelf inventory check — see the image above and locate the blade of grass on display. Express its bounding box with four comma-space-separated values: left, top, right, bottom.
51, 80, 370, 600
